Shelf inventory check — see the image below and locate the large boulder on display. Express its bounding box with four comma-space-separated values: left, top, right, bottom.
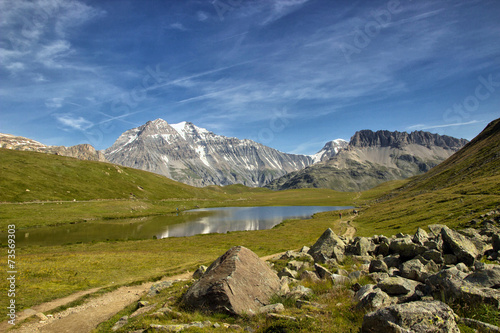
361, 301, 460, 333
427, 268, 500, 308
181, 246, 281, 315
377, 276, 420, 296
441, 226, 481, 266
464, 266, 500, 289
389, 237, 426, 259
308, 228, 346, 263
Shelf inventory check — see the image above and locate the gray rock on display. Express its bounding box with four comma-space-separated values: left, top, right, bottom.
369, 272, 390, 283
465, 266, 500, 288
400, 259, 425, 282
148, 281, 173, 297
350, 237, 373, 256
182, 246, 281, 315
288, 285, 313, 300
413, 228, 429, 245
376, 242, 390, 257
428, 224, 446, 237
355, 285, 392, 311
308, 228, 346, 263
459, 317, 500, 333
361, 301, 460, 333
331, 274, 350, 285
193, 265, 207, 279
383, 254, 401, 269
493, 234, 500, 252
278, 267, 297, 279
299, 270, 320, 283
348, 270, 367, 281
287, 260, 309, 272
427, 268, 500, 308
259, 303, 285, 314
423, 249, 444, 264
456, 262, 469, 273
314, 263, 332, 280
444, 254, 458, 265
369, 259, 388, 273
441, 226, 481, 266
377, 276, 420, 296
390, 237, 426, 259
112, 316, 129, 332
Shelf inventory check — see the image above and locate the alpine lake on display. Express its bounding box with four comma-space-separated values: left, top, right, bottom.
11, 206, 352, 247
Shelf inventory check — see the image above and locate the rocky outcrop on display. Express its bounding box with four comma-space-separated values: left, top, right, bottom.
349, 130, 468, 149
270, 211, 500, 331
181, 246, 281, 315
266, 129, 468, 192
104, 119, 314, 187
361, 301, 460, 333
0, 133, 108, 162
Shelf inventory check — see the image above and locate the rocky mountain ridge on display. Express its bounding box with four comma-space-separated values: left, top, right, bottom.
0, 133, 108, 162
104, 119, 339, 187
266, 129, 468, 192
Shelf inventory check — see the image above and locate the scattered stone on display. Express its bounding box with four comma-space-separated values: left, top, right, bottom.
355, 285, 392, 311
331, 274, 350, 285
35, 312, 48, 322
441, 226, 481, 266
369, 259, 388, 273
443, 254, 458, 265
423, 249, 444, 264
299, 270, 320, 283
427, 269, 500, 308
389, 237, 426, 259
459, 317, 500, 333
413, 228, 429, 246
361, 301, 460, 333
182, 246, 281, 315
465, 266, 500, 288
314, 263, 332, 280
377, 276, 419, 296
288, 260, 309, 271
308, 228, 346, 263
267, 313, 297, 321
288, 285, 313, 300
193, 265, 207, 279
111, 316, 129, 331
130, 304, 156, 318
259, 303, 285, 314
278, 267, 298, 279
148, 281, 173, 297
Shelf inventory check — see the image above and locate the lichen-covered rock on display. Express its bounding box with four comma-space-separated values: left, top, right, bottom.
369, 259, 388, 273
361, 301, 460, 333
181, 246, 281, 315
377, 276, 420, 296
441, 226, 481, 266
308, 228, 345, 263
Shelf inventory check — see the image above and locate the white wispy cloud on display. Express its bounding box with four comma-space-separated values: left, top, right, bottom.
168, 22, 188, 31
55, 114, 93, 130
407, 120, 482, 131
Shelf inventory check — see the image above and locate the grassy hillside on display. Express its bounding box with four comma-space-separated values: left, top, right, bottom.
0, 148, 225, 202
355, 118, 500, 236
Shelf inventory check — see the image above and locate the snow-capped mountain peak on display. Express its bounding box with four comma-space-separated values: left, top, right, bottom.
310, 139, 348, 163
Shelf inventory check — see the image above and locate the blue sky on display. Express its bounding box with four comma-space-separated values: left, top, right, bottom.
1, 0, 499, 154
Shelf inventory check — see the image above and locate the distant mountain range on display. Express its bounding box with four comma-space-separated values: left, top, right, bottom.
103, 119, 346, 187
0, 133, 107, 162
1, 120, 469, 191
266, 130, 469, 192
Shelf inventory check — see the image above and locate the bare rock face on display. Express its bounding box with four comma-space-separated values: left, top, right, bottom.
361, 301, 460, 333
181, 246, 281, 315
